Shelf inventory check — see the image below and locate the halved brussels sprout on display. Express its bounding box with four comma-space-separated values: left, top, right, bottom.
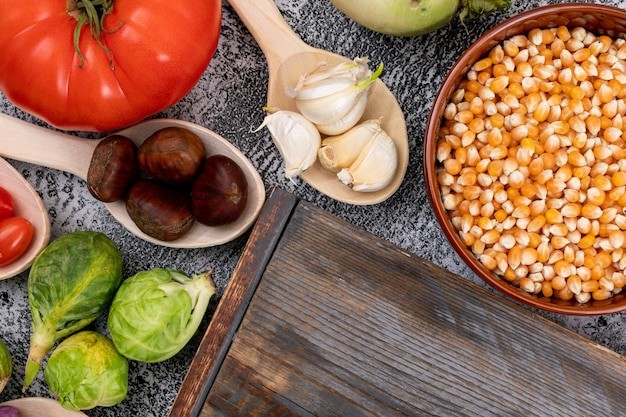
108, 268, 215, 363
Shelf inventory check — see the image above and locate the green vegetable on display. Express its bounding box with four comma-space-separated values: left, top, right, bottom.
108, 268, 215, 362
44, 331, 128, 411
0, 337, 11, 394
330, 0, 511, 37
24, 231, 123, 391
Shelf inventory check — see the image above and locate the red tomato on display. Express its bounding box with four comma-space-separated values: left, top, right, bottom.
0, 216, 34, 266
0, 0, 221, 132
0, 186, 14, 220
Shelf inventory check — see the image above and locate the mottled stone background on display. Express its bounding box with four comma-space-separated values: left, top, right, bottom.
1, 0, 625, 416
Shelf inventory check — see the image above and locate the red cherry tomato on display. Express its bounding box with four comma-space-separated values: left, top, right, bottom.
0, 216, 34, 266
0, 186, 15, 220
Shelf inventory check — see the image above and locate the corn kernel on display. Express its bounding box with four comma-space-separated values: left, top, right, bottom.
567, 275, 582, 294
473, 57, 493, 72
581, 204, 602, 219
443, 159, 462, 176
551, 275, 567, 291
595, 251, 613, 269
591, 289, 612, 301
594, 175, 613, 191
481, 229, 501, 245
567, 150, 586, 167
480, 254, 498, 270
612, 273, 626, 289
503, 40, 520, 57
541, 281, 554, 297
582, 280, 600, 293
603, 126, 623, 143
489, 145, 509, 160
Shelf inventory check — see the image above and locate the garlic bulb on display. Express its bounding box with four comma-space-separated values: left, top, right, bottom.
336, 129, 397, 192
318, 119, 384, 172
286, 57, 383, 136
255, 109, 321, 179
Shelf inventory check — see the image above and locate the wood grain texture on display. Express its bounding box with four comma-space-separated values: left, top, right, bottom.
169, 188, 297, 417
200, 197, 626, 416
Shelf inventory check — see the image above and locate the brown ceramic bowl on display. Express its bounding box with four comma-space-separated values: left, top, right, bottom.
424, 3, 626, 315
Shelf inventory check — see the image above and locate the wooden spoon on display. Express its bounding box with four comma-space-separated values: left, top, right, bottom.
228, 0, 408, 205
0, 113, 266, 249
0, 157, 51, 280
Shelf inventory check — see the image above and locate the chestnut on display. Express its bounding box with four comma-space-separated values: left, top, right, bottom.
126, 179, 194, 241
87, 135, 139, 202
191, 155, 248, 226
138, 127, 206, 184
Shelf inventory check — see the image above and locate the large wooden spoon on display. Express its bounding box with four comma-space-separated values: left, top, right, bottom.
0, 156, 51, 280
228, 0, 408, 205
0, 113, 265, 249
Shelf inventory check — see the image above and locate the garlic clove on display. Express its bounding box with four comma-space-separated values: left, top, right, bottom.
336, 128, 398, 192
288, 57, 371, 92
318, 118, 383, 172
287, 57, 384, 135
294, 80, 362, 126
315, 92, 369, 136
255, 109, 321, 179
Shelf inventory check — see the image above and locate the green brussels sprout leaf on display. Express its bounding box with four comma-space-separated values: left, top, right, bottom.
0, 337, 12, 394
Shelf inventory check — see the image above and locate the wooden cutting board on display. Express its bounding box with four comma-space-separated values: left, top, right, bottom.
169, 188, 626, 416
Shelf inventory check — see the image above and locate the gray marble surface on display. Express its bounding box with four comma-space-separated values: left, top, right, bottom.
1, 0, 625, 416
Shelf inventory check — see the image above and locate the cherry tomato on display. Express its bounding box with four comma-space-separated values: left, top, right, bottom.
0, 186, 14, 220
0, 0, 221, 132
0, 216, 34, 266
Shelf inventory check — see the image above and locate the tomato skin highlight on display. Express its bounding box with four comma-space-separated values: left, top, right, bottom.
0, 217, 34, 266
0, 0, 222, 132
0, 186, 14, 220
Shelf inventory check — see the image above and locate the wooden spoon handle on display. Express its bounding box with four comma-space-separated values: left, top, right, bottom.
227, 0, 311, 73
0, 113, 97, 180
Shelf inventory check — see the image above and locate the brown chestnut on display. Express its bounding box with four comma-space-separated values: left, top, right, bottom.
87, 135, 139, 202
138, 127, 206, 184
191, 155, 248, 226
126, 179, 194, 241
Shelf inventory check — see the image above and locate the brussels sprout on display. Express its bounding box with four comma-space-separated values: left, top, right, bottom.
0, 337, 11, 394
44, 331, 128, 411
24, 231, 123, 391
108, 268, 215, 362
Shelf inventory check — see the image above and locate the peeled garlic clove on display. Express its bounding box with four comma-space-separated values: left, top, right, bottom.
255, 109, 321, 179
337, 129, 397, 192
318, 119, 383, 172
287, 57, 383, 135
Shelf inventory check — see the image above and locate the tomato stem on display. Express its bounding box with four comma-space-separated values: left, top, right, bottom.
66, 0, 123, 69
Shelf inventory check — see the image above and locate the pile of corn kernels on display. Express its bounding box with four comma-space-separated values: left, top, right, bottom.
437, 26, 626, 303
